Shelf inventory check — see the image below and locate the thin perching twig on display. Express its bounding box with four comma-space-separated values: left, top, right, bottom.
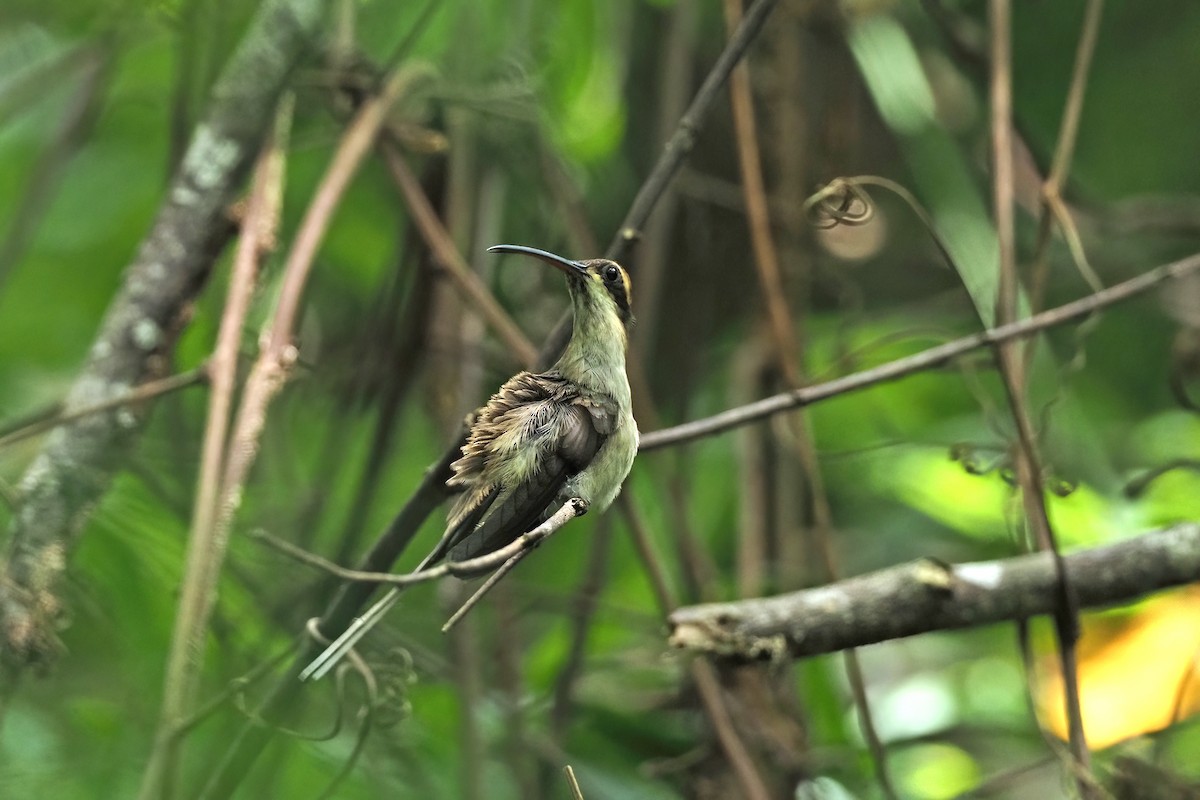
258, 498, 590, 591
440, 499, 589, 632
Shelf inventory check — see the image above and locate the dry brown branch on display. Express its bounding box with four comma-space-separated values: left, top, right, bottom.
668, 523, 1200, 660
988, 0, 1093, 789
722, 0, 798, 387
381, 140, 538, 368
140, 98, 292, 800
144, 57, 421, 800
722, 0, 893, 791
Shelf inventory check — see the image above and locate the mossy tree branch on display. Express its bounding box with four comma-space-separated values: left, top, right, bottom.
0, 0, 329, 672
668, 524, 1200, 661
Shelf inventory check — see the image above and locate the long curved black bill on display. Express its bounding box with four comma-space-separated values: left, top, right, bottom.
487, 244, 588, 277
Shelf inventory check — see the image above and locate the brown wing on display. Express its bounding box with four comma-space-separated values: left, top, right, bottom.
443, 372, 550, 533
437, 375, 605, 570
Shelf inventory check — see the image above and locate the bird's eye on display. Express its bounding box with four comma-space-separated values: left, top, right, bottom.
603, 265, 621, 283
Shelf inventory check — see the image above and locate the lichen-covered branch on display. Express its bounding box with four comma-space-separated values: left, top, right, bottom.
0, 0, 328, 671
668, 524, 1200, 660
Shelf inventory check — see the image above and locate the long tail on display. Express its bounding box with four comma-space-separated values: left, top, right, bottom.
299, 587, 402, 681
299, 544, 449, 682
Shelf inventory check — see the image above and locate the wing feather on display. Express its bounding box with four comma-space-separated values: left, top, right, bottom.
439, 372, 609, 570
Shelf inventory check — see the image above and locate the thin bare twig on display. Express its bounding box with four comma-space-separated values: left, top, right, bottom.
606, 0, 780, 261
539, 0, 783, 366
1046, 0, 1104, 195
955, 755, 1057, 798
722, 1, 894, 791
690, 660, 772, 800
549, 519, 612, 740
723, 0, 797, 387
563, 765, 585, 800
140, 98, 292, 800
0, 367, 208, 452
1026, 0, 1105, 356
441, 499, 588, 632
988, 0, 1093, 791
175, 647, 295, 738
381, 140, 538, 368
260, 499, 590, 593
616, 495, 675, 618
638, 249, 1200, 451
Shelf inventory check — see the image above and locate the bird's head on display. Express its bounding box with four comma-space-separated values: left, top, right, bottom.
487, 244, 633, 328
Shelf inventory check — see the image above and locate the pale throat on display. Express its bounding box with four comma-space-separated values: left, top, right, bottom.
554, 291, 630, 404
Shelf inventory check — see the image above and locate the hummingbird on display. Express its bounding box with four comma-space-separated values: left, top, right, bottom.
301, 245, 638, 680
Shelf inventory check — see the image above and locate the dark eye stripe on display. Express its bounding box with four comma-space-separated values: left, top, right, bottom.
604, 268, 632, 320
